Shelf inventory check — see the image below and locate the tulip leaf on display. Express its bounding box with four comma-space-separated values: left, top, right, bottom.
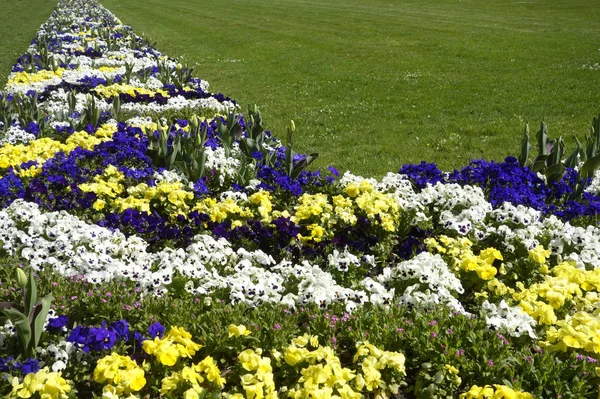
518, 124, 531, 167
30, 294, 54, 357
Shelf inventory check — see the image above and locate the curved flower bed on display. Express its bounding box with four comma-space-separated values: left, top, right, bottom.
2, 0, 600, 398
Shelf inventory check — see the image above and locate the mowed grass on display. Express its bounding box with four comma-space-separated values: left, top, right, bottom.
96, 0, 600, 176
0, 0, 57, 84
1, 0, 600, 176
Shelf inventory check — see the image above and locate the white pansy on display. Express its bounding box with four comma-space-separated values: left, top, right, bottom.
481, 300, 537, 339
0, 123, 37, 145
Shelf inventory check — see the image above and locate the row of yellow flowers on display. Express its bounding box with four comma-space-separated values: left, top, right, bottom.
427, 235, 600, 356
10, 324, 541, 399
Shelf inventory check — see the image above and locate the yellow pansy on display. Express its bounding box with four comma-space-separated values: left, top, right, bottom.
228, 324, 252, 338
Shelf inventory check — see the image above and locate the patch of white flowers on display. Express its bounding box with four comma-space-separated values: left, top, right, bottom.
376, 252, 467, 314
0, 123, 37, 145
481, 300, 537, 339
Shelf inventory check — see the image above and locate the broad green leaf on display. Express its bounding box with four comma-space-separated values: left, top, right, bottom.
565, 140, 581, 168
518, 124, 531, 167
25, 271, 36, 317
544, 163, 565, 183
579, 152, 600, 180
30, 294, 53, 357
537, 121, 548, 156
1, 307, 31, 356
530, 155, 548, 173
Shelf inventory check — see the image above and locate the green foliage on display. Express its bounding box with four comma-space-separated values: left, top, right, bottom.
144, 106, 319, 186
518, 115, 600, 200
0, 267, 54, 359
145, 114, 208, 182
90, 0, 600, 177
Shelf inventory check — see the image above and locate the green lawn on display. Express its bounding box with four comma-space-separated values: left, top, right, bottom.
0, 0, 57, 84
2, 0, 600, 176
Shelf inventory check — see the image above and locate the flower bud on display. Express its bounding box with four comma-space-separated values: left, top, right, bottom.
289, 120, 295, 133
203, 297, 212, 307
15, 268, 28, 288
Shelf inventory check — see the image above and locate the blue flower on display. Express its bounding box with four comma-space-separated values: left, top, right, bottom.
88, 326, 117, 351
20, 358, 40, 375
133, 331, 145, 346
47, 315, 69, 334
147, 322, 165, 339
67, 326, 91, 352
328, 166, 340, 177
0, 357, 14, 372
111, 319, 130, 341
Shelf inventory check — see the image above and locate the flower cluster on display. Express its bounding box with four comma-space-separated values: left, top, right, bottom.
460, 384, 533, 399
142, 326, 202, 366
9, 367, 72, 399
93, 353, 146, 397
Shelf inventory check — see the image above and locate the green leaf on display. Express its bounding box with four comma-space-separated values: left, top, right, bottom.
1, 307, 31, 356
594, 115, 600, 146
30, 294, 53, 357
549, 136, 564, 166
518, 123, 531, 167
564, 140, 581, 168
537, 121, 548, 156
24, 271, 37, 317
544, 162, 565, 183
530, 155, 548, 173
579, 152, 600, 180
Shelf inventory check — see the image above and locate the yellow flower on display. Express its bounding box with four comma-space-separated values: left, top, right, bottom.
93, 354, 145, 395
338, 384, 362, 399
93, 199, 106, 211
479, 247, 503, 264
142, 338, 180, 366
310, 335, 320, 348
444, 364, 459, 375
167, 326, 202, 355
344, 183, 360, 198
284, 345, 309, 366
476, 264, 497, 280
182, 366, 204, 385
292, 334, 310, 347
228, 324, 252, 338
493, 385, 517, 399
183, 387, 201, 399
239, 349, 261, 371
11, 371, 45, 398
38, 370, 72, 398
124, 368, 146, 391
360, 356, 382, 391
160, 372, 183, 394
460, 385, 494, 398
196, 356, 226, 388
529, 245, 551, 264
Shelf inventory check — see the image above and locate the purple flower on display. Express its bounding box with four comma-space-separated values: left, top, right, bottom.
20, 358, 40, 375
111, 319, 130, 341
67, 326, 91, 352
0, 357, 14, 372
89, 327, 117, 351
46, 315, 69, 334
148, 322, 165, 339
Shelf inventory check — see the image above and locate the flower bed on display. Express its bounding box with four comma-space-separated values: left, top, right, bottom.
2, 0, 600, 397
